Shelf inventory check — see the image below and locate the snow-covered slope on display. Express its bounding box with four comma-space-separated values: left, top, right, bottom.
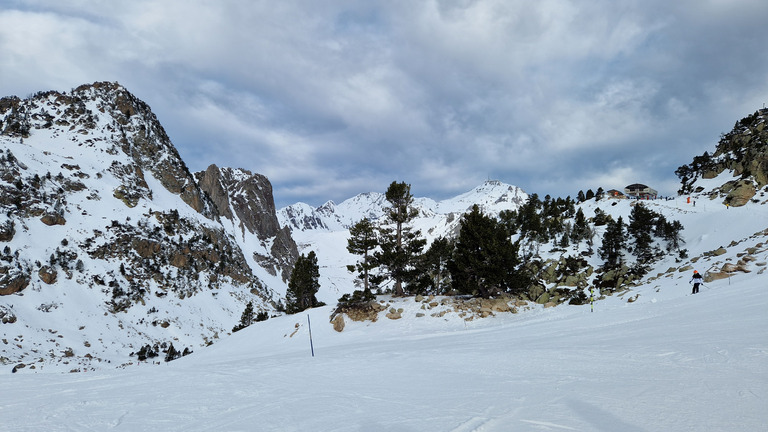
0, 233, 764, 430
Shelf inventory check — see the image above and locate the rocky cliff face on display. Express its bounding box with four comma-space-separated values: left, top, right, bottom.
0, 82, 295, 372
676, 108, 768, 206
196, 165, 298, 282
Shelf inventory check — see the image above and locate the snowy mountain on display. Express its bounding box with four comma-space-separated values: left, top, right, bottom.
279, 180, 528, 234
0, 82, 296, 372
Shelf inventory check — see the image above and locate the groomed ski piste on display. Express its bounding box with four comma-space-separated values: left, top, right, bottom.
1, 193, 766, 431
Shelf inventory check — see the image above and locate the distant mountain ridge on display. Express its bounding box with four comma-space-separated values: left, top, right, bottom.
278, 180, 528, 234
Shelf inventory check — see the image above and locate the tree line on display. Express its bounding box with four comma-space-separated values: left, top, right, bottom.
281, 181, 686, 315
343, 181, 531, 302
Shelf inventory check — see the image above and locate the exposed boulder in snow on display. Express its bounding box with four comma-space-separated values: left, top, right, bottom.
0, 273, 28, 295
0, 220, 14, 241
0, 305, 16, 323
37, 266, 57, 284
331, 301, 386, 324
331, 313, 345, 332
386, 308, 403, 320
39, 213, 66, 226
720, 179, 756, 206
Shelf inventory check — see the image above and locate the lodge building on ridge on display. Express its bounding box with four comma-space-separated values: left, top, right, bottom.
624, 183, 658, 199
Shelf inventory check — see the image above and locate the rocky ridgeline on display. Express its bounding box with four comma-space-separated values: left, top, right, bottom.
0, 82, 297, 371
677, 108, 768, 206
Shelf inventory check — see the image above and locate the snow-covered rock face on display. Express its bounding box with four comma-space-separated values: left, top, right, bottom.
0, 82, 293, 372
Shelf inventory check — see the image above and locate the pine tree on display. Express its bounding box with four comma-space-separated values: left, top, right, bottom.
662, 219, 685, 251
628, 204, 655, 264
570, 208, 591, 244
598, 216, 626, 269
448, 205, 528, 298
585, 189, 595, 200
232, 301, 255, 332
595, 187, 605, 201
165, 343, 179, 362
286, 251, 322, 314
516, 193, 543, 242
346, 218, 378, 294
376, 181, 425, 296
577, 190, 586, 203
414, 236, 453, 295
593, 208, 611, 226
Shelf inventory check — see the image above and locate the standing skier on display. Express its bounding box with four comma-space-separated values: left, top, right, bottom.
689, 270, 703, 294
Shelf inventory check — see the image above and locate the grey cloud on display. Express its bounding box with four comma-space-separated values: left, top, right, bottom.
1, 0, 766, 207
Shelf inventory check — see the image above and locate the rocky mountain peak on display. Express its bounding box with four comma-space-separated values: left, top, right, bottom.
1, 81, 218, 218
0, 82, 297, 372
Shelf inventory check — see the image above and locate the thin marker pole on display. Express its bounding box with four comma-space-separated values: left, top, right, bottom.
307, 315, 315, 357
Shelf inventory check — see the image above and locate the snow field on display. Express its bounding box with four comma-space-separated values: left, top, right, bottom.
1, 269, 765, 431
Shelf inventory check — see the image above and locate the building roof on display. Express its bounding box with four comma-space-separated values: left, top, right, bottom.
625, 183, 649, 190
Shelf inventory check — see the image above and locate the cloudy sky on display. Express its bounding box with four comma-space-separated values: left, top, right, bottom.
1, 0, 766, 207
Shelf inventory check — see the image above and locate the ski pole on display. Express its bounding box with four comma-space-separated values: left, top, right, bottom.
307, 315, 315, 357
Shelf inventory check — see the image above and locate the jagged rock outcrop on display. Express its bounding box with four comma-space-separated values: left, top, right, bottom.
676, 108, 768, 206
0, 220, 14, 241
196, 165, 280, 239
719, 180, 756, 207
196, 165, 299, 282
81, 82, 218, 218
